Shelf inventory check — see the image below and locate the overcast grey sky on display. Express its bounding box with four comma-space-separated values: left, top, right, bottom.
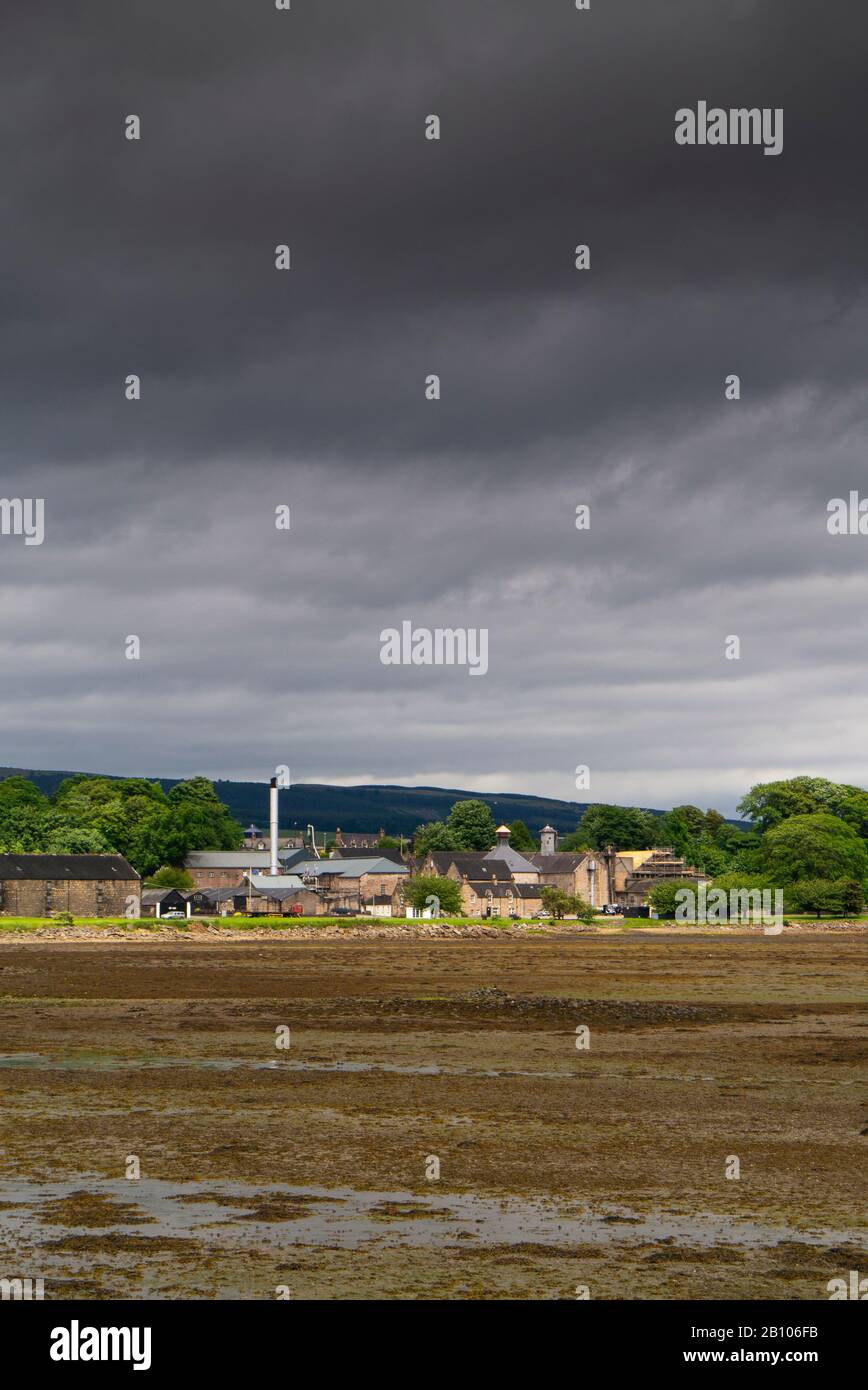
0, 1, 866, 817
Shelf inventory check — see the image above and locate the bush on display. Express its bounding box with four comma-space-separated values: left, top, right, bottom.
147, 865, 195, 891
787, 878, 864, 916
402, 874, 463, 915
762, 813, 868, 884
647, 879, 702, 919
538, 886, 595, 922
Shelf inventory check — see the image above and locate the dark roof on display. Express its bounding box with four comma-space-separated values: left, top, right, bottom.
0, 853, 139, 882
455, 859, 501, 879
484, 844, 538, 873
427, 851, 462, 874
528, 853, 587, 872
331, 846, 404, 863
335, 832, 382, 847
465, 880, 542, 899
278, 849, 308, 870
141, 888, 187, 905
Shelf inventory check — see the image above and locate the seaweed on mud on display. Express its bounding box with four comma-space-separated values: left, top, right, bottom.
378, 987, 726, 1028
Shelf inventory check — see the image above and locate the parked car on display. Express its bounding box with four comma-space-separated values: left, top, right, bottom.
160, 909, 186, 920
532, 909, 551, 918
601, 903, 624, 916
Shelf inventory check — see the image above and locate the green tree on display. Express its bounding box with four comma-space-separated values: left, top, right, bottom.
507, 819, 536, 853
42, 825, 111, 854
786, 878, 863, 916
147, 865, 196, 891
158, 778, 242, 866
840, 879, 865, 916
0, 776, 51, 850
671, 805, 707, 839
737, 777, 857, 833
762, 813, 868, 884
538, 885, 595, 921
657, 809, 694, 858
377, 835, 401, 851
0, 775, 49, 811
704, 809, 726, 839
413, 821, 457, 855
691, 835, 729, 876
710, 872, 782, 893
402, 874, 462, 915
714, 823, 763, 867
447, 798, 498, 851
50, 776, 171, 870
647, 878, 702, 919
836, 790, 868, 839
570, 804, 657, 851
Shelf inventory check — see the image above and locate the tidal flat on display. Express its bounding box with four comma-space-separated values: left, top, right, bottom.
0, 932, 865, 1299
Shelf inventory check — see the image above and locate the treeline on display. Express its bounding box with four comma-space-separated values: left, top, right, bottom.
0, 775, 241, 876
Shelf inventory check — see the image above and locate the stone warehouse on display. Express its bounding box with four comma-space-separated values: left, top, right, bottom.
184, 849, 306, 889
0, 853, 140, 917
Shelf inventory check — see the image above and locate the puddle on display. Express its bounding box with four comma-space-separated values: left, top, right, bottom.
0, 1051, 584, 1080
0, 1176, 864, 1255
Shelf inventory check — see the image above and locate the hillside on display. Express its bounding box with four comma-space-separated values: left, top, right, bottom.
0, 766, 649, 837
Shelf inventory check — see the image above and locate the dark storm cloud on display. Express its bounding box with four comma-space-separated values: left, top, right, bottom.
1, 1, 866, 814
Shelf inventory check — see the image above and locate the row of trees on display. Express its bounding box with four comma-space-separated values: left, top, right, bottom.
0, 775, 241, 878
649, 875, 865, 919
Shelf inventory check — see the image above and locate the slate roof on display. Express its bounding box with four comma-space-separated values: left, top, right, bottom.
427, 853, 538, 881
527, 853, 588, 872
242, 874, 305, 895
141, 888, 186, 905
484, 844, 538, 873
0, 853, 139, 881
185, 848, 306, 869
428, 851, 463, 874
464, 880, 542, 899
293, 857, 407, 879
331, 847, 405, 864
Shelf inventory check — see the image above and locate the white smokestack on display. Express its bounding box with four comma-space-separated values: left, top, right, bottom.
269, 777, 279, 875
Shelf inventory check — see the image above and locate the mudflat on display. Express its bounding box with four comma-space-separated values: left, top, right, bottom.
0, 932, 865, 1299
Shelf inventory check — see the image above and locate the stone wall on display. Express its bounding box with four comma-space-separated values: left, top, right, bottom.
0, 878, 140, 917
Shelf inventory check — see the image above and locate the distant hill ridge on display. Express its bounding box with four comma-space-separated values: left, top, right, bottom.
0, 767, 747, 837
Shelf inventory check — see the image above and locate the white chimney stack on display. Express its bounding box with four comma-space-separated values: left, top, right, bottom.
269, 777, 279, 875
